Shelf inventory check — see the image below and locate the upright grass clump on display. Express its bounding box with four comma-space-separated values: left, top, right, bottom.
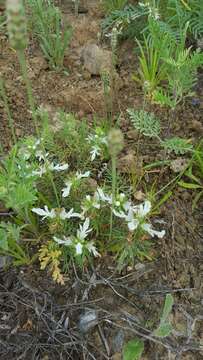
6, 0, 38, 133
28, 0, 72, 71
108, 128, 124, 240
6, 0, 60, 206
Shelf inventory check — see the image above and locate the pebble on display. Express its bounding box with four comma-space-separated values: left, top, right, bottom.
78, 309, 98, 333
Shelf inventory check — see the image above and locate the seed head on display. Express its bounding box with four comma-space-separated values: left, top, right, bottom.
111, 27, 118, 52
7, 0, 27, 50
108, 129, 124, 156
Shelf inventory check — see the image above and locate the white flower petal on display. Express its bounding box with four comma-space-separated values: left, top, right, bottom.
76, 171, 90, 180
77, 218, 92, 240
96, 188, 111, 203
75, 242, 83, 255
139, 200, 151, 217
62, 181, 72, 197
49, 163, 69, 172
142, 223, 165, 238
32, 206, 56, 219
113, 209, 126, 218
53, 236, 72, 246
86, 242, 101, 257
127, 219, 139, 231
60, 208, 82, 220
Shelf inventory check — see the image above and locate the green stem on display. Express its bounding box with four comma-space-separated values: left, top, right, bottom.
17, 49, 60, 207
17, 50, 39, 135
109, 154, 117, 241
0, 76, 16, 144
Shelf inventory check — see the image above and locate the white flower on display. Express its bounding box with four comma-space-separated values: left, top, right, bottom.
126, 208, 139, 231
49, 163, 69, 172
75, 242, 83, 255
53, 236, 72, 246
96, 188, 111, 203
59, 208, 82, 220
62, 181, 72, 198
32, 206, 56, 220
76, 171, 90, 179
77, 218, 92, 240
134, 200, 151, 217
142, 223, 165, 238
81, 194, 101, 214
90, 146, 101, 161
86, 242, 101, 257
31, 165, 47, 177
62, 171, 90, 198
35, 150, 49, 161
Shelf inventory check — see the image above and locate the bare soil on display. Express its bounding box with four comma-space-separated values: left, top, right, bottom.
0, 1, 202, 359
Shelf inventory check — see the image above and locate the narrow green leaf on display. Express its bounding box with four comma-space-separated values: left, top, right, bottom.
154, 322, 173, 338
161, 294, 174, 323
123, 339, 144, 360
178, 181, 202, 190
0, 228, 8, 251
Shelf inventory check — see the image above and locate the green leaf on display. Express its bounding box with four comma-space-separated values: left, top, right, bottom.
178, 181, 202, 190
162, 137, 193, 155
153, 322, 173, 338
161, 294, 174, 323
127, 109, 161, 138
153, 191, 172, 211
123, 339, 144, 360
0, 228, 8, 251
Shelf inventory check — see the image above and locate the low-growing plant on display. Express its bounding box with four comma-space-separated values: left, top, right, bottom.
178, 140, 203, 210
102, 0, 128, 14
0, 118, 167, 280
127, 108, 193, 155
133, 35, 168, 98
27, 0, 72, 70
0, 222, 30, 265
102, 4, 148, 39
123, 294, 174, 359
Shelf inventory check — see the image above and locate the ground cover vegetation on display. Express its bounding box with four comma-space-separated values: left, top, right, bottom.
0, 0, 202, 359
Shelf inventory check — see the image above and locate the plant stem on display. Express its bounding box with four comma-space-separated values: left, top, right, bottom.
17, 50, 39, 135
0, 75, 16, 144
17, 49, 60, 207
109, 154, 117, 241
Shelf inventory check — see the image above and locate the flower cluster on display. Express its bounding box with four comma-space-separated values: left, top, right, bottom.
81, 187, 165, 239
139, 2, 160, 20
18, 137, 69, 178
32, 206, 82, 220
86, 127, 108, 161
62, 171, 90, 198
53, 218, 100, 257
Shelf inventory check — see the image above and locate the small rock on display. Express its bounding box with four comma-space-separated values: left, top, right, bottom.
111, 353, 122, 360
29, 56, 48, 76
170, 158, 189, 173
15, 128, 22, 137
134, 190, 145, 201
112, 330, 125, 353
86, 177, 98, 190
189, 119, 203, 134
126, 129, 139, 140
0, 256, 8, 269
118, 152, 143, 174
78, 309, 98, 333
81, 43, 112, 75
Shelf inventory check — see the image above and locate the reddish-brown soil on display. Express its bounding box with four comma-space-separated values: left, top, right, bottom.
0, 1, 202, 359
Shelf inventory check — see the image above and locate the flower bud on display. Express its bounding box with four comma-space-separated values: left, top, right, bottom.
108, 128, 124, 156
7, 0, 27, 50
111, 26, 118, 52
